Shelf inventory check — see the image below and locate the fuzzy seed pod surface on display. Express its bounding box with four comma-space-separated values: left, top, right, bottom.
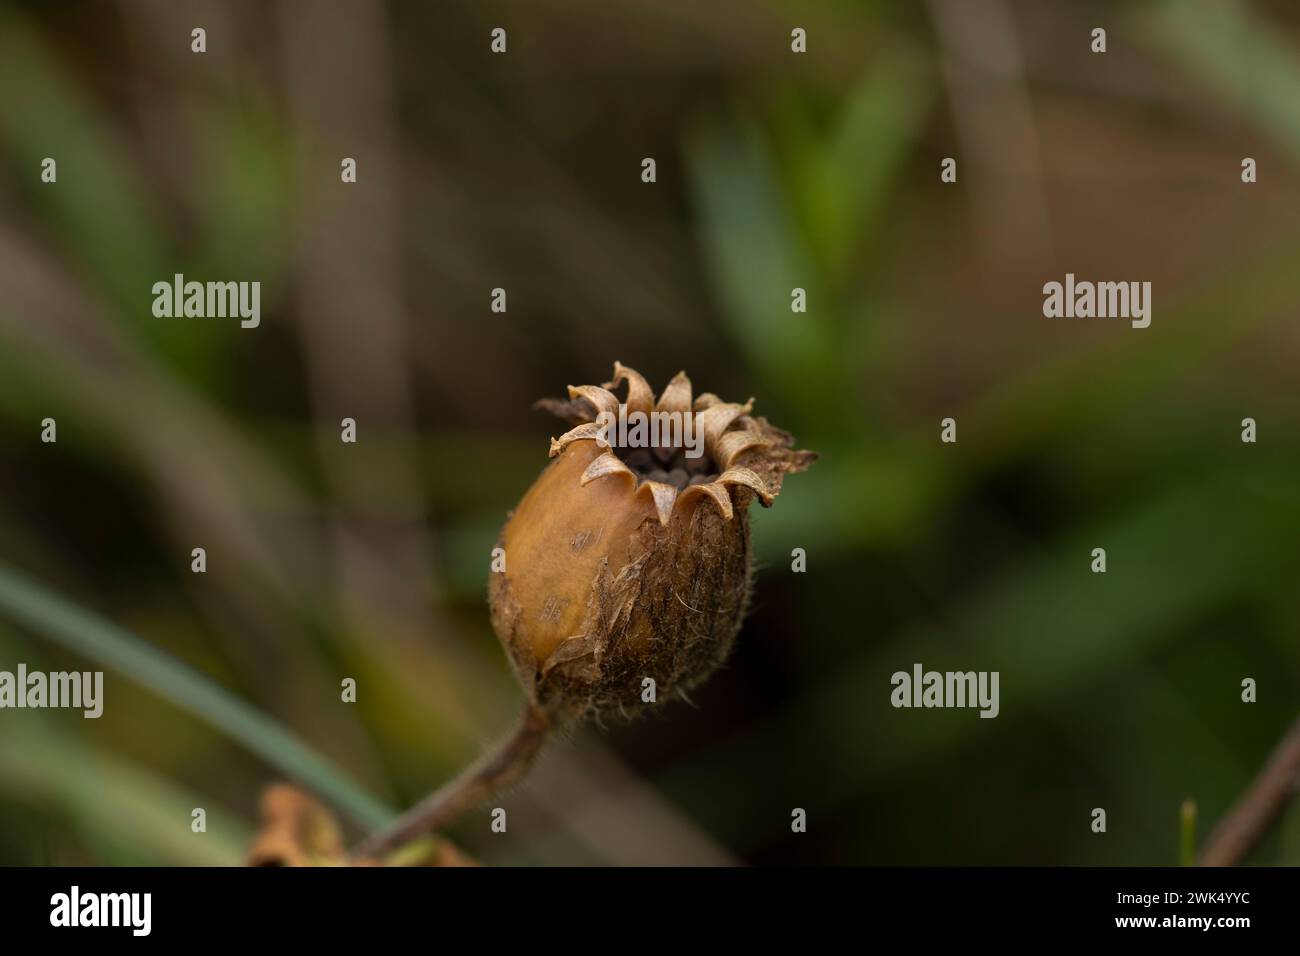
489, 363, 816, 721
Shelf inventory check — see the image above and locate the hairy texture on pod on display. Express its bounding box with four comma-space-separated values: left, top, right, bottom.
489, 363, 816, 721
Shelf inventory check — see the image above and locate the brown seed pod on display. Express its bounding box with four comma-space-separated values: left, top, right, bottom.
489, 363, 816, 721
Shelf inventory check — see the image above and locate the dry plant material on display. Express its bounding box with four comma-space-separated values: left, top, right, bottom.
248, 783, 345, 866
491, 362, 817, 719
249, 783, 476, 867
352, 362, 815, 860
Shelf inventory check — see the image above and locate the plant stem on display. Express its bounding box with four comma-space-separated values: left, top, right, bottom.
350, 703, 551, 862
1198, 714, 1300, 866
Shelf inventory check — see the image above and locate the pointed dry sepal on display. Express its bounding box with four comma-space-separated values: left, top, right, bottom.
654, 370, 693, 416
566, 384, 620, 419
716, 466, 774, 506
679, 481, 734, 520
637, 480, 680, 526
713, 429, 771, 471
604, 361, 655, 417
580, 451, 636, 486
697, 400, 754, 462
549, 422, 606, 458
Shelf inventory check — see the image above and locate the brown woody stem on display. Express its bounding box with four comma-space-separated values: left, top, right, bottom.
1198, 714, 1300, 867
350, 703, 551, 862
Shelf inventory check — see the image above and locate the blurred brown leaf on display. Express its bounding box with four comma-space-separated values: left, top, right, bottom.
247, 783, 478, 867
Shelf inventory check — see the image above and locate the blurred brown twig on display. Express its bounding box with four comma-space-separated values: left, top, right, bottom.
350, 703, 551, 863
1198, 715, 1300, 866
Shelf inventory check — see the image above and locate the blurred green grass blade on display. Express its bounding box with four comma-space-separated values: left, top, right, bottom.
0, 13, 276, 387
0, 720, 251, 865
0, 17, 166, 322
686, 52, 931, 422
0, 562, 394, 829
1139, 0, 1300, 162
804, 53, 934, 285
687, 117, 830, 419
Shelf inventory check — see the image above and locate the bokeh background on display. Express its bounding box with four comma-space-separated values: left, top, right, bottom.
1, 0, 1298, 866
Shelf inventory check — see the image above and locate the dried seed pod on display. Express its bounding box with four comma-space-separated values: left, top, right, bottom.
490, 363, 816, 721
